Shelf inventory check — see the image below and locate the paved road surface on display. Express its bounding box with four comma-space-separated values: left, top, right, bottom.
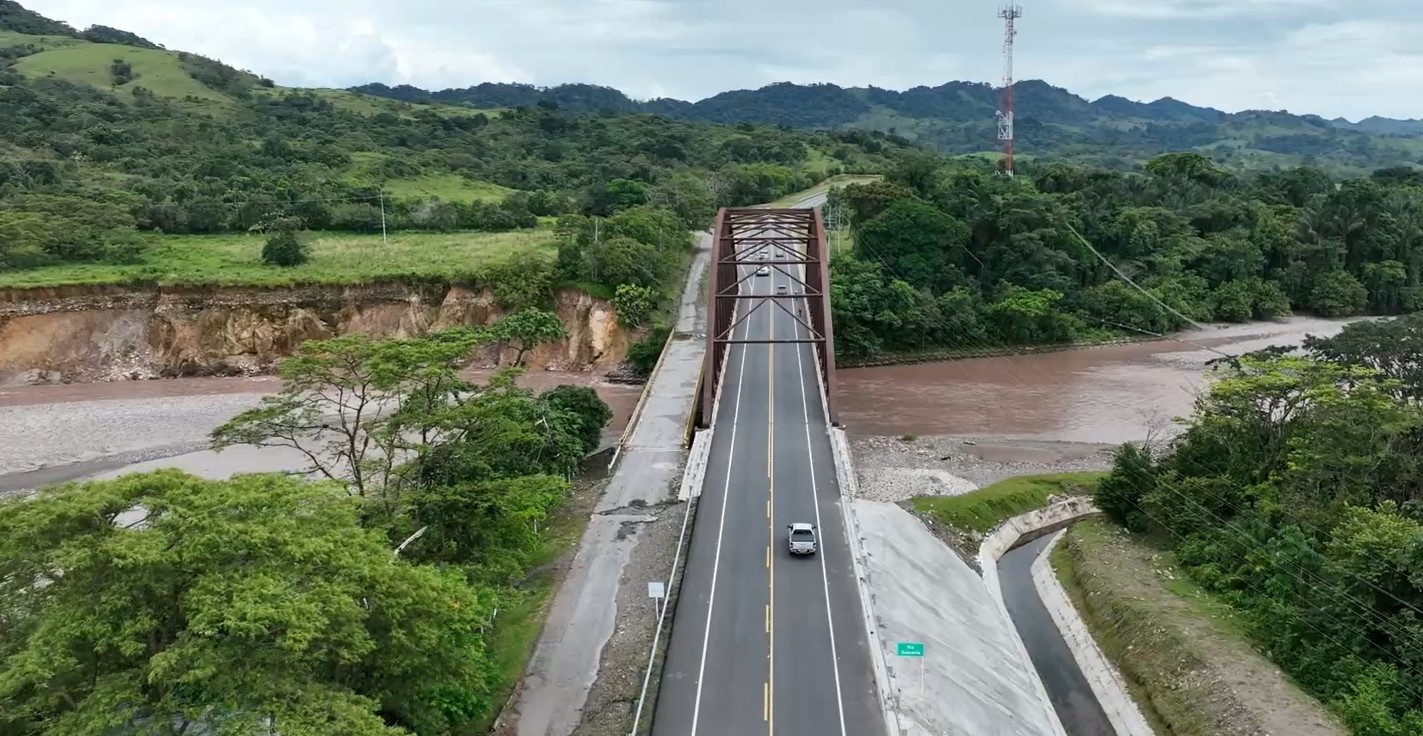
654, 197, 883, 736
1000, 535, 1115, 736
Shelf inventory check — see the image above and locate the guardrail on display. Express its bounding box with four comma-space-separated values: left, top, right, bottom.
608, 326, 677, 470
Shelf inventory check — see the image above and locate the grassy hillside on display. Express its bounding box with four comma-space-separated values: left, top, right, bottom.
0, 1, 916, 293
15, 40, 231, 107
362, 79, 1423, 174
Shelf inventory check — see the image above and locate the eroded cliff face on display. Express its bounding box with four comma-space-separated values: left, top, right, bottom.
0, 283, 633, 385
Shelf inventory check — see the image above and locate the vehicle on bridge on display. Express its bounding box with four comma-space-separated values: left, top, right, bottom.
787, 523, 817, 555
757, 265, 770, 276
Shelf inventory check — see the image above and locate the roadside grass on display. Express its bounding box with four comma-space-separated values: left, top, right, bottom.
15, 42, 230, 108
1049, 519, 1340, 736
765, 173, 884, 208
476, 468, 604, 733
910, 471, 1105, 533
0, 230, 555, 289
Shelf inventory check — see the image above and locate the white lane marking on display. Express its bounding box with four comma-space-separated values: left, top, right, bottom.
790, 244, 849, 736
690, 263, 753, 735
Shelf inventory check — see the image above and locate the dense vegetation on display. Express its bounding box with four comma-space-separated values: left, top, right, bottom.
354, 80, 1423, 173
826, 153, 1423, 361
0, 3, 912, 284
0, 319, 610, 734
1095, 314, 1423, 735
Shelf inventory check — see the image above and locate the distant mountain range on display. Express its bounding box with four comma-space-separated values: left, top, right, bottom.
350, 80, 1423, 174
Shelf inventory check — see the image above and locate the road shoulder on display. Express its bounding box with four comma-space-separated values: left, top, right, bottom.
1052, 519, 1346, 736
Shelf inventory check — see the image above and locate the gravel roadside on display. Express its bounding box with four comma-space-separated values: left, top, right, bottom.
851, 434, 1117, 503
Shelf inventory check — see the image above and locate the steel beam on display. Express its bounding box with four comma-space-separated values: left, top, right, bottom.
700, 207, 838, 427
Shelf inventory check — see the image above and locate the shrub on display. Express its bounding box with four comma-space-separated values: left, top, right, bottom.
262, 229, 309, 267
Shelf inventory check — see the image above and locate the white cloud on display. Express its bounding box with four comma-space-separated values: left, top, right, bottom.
17, 0, 1423, 120
1083, 0, 1336, 20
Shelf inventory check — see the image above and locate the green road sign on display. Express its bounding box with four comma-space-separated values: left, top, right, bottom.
896, 642, 925, 657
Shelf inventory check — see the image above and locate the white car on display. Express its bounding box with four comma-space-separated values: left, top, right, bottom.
757, 266, 770, 277
787, 523, 817, 555
776, 284, 788, 295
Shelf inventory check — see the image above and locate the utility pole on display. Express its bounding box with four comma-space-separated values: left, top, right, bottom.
379, 189, 388, 245
997, 4, 1023, 177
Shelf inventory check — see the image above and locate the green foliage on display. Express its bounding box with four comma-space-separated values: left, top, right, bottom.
355, 79, 1423, 174
261, 227, 310, 267
1095, 444, 1155, 532
540, 384, 613, 455
0, 470, 496, 736
486, 308, 568, 366
911, 472, 1105, 533
612, 283, 657, 327
1100, 330, 1423, 732
624, 324, 669, 376
0, 17, 909, 285
830, 156, 1421, 363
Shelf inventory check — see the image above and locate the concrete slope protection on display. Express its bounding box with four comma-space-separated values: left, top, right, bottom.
653, 209, 882, 736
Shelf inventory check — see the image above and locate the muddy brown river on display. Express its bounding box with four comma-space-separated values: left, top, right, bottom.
0, 317, 1352, 490
836, 317, 1354, 443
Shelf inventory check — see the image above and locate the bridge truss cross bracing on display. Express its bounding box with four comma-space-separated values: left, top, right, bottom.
699, 207, 838, 427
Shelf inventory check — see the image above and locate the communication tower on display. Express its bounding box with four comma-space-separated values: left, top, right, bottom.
997, 4, 1023, 176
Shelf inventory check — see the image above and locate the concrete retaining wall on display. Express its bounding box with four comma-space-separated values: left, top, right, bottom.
976, 497, 1098, 736
829, 428, 900, 735
1032, 531, 1155, 736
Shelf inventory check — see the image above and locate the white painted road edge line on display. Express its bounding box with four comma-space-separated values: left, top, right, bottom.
1032, 530, 1155, 736
793, 305, 848, 736
688, 266, 753, 735
829, 428, 901, 736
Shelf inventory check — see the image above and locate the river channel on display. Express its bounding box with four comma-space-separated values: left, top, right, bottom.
837, 316, 1353, 443
0, 316, 1351, 493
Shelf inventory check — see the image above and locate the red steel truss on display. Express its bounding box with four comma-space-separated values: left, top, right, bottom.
700, 207, 838, 427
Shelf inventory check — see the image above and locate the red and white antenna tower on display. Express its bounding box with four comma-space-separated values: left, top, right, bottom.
996, 4, 1022, 177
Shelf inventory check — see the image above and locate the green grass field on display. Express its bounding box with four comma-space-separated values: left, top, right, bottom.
0, 230, 556, 289
15, 42, 231, 108
382, 173, 516, 202
910, 471, 1106, 533
766, 173, 884, 208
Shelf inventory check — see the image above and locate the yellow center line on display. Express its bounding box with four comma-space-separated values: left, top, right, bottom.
767, 285, 776, 734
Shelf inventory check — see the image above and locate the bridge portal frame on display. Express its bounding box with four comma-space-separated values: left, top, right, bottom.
700, 207, 838, 427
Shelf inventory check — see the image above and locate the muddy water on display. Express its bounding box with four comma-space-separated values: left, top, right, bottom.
837, 317, 1356, 443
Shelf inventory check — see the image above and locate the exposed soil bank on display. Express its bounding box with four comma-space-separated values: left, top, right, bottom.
0, 282, 633, 385
1052, 520, 1344, 736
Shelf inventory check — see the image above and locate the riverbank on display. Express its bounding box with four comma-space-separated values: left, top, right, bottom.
838, 333, 1169, 369
1052, 519, 1344, 736
0, 369, 641, 486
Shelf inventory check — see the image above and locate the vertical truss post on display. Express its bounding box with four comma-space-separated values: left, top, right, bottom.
700, 206, 838, 428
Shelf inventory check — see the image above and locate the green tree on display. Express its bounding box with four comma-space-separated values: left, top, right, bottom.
585, 236, 661, 288
855, 199, 971, 293
262, 228, 310, 267
539, 384, 613, 455
1309, 270, 1369, 317
486, 308, 568, 366
0, 471, 496, 736
611, 283, 657, 327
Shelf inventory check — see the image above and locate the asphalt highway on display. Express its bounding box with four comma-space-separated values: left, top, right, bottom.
653, 203, 883, 736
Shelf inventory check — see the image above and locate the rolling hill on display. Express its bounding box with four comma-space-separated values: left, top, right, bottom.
351, 79, 1423, 175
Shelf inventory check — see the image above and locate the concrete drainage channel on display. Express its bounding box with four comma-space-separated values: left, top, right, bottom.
835, 437, 1151, 736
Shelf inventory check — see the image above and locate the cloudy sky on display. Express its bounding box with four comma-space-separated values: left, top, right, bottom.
22, 0, 1423, 121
